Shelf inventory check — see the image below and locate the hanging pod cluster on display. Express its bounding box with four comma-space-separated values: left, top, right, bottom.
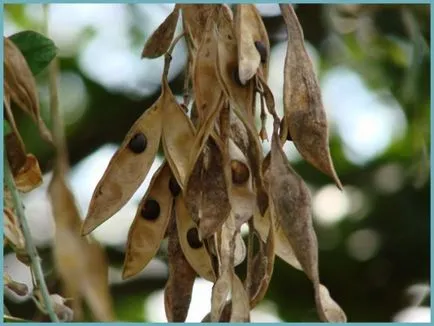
81, 4, 346, 322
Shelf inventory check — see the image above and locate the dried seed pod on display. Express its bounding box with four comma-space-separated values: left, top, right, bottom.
13, 154, 43, 193
230, 271, 250, 322
169, 176, 182, 197
4, 207, 26, 251
5, 132, 27, 176
142, 5, 180, 58
185, 138, 231, 239
81, 96, 164, 235
268, 130, 346, 322
4, 37, 53, 144
123, 163, 173, 279
279, 4, 342, 190
231, 160, 249, 185
164, 212, 196, 322
175, 194, 216, 282
161, 79, 196, 188
234, 4, 270, 84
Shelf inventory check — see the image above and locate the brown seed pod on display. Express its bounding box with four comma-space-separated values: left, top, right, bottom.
230, 271, 250, 322
164, 212, 196, 322
234, 4, 271, 84
122, 163, 173, 279
169, 176, 182, 197
142, 5, 180, 59
175, 194, 216, 282
230, 160, 249, 185
279, 4, 342, 190
268, 129, 346, 322
81, 95, 164, 235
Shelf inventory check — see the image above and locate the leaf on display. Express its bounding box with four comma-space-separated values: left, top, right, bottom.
81, 97, 164, 235
4, 37, 53, 143
164, 210, 196, 322
9, 30, 57, 76
279, 4, 342, 189
234, 4, 270, 84
123, 162, 173, 279
4, 131, 27, 176
175, 194, 216, 282
142, 5, 180, 59
14, 154, 43, 193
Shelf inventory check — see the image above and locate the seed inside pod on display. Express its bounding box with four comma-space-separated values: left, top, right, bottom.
169, 176, 181, 197
231, 160, 250, 184
232, 67, 246, 87
254, 41, 267, 63
186, 227, 203, 249
128, 133, 147, 153
141, 199, 160, 221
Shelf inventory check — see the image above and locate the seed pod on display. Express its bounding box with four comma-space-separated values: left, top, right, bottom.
169, 176, 181, 197
230, 271, 250, 322
81, 96, 163, 235
142, 5, 180, 59
185, 137, 231, 239
279, 4, 342, 190
123, 163, 173, 279
175, 194, 216, 282
234, 4, 270, 84
164, 212, 196, 322
268, 130, 346, 322
161, 78, 196, 188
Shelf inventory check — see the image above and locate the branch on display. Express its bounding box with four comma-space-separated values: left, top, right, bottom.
4, 155, 59, 322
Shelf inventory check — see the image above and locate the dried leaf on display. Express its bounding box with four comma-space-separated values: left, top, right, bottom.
279, 4, 342, 189
5, 132, 27, 176
123, 163, 173, 279
82, 97, 164, 235
4, 37, 53, 143
3, 207, 26, 251
14, 154, 43, 193
234, 4, 270, 84
175, 194, 216, 282
142, 5, 180, 58
164, 210, 196, 322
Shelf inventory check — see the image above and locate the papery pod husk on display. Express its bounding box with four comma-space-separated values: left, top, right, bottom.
81, 93, 164, 235
279, 4, 342, 190
3, 207, 26, 252
268, 130, 346, 322
164, 209, 196, 322
5, 131, 27, 176
4, 273, 29, 297
175, 194, 216, 282
228, 138, 256, 228
207, 231, 246, 268
161, 77, 196, 188
234, 4, 270, 84
181, 4, 221, 49
210, 215, 236, 322
230, 271, 250, 322
142, 5, 180, 59
185, 136, 231, 239
4, 37, 53, 144
122, 162, 173, 279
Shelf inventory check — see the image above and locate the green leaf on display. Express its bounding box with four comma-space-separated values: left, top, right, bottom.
8, 30, 57, 76
4, 120, 12, 135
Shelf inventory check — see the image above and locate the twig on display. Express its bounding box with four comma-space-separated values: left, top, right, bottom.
4, 155, 59, 322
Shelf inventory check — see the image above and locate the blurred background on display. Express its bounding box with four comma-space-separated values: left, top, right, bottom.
3, 3, 430, 322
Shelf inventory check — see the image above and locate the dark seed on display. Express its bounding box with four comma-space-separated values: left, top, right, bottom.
254, 41, 267, 63
287, 129, 292, 141
128, 133, 147, 153
169, 176, 181, 197
141, 199, 160, 221
187, 228, 203, 249
232, 67, 245, 87
231, 160, 250, 184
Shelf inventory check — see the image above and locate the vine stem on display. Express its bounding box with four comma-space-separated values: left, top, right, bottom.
4, 155, 59, 322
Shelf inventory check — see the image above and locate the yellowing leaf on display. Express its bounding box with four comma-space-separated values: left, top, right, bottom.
123, 162, 173, 279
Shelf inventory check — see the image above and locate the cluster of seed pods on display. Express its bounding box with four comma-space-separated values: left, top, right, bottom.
81, 4, 347, 322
